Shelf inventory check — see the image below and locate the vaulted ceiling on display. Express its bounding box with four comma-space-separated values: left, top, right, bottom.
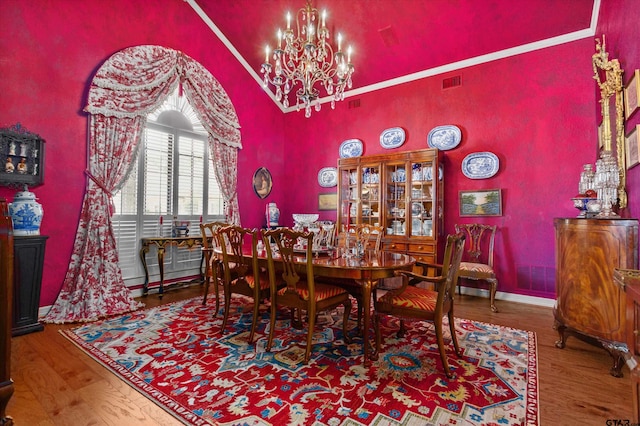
188, 0, 597, 109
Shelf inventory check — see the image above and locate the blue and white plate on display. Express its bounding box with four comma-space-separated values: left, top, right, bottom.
339, 139, 363, 158
461, 152, 500, 179
317, 167, 338, 187
380, 127, 406, 149
427, 125, 462, 150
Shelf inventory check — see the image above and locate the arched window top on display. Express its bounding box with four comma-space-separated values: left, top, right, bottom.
148, 87, 206, 135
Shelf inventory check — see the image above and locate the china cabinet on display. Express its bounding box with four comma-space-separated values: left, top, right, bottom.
337, 148, 443, 263
553, 218, 638, 377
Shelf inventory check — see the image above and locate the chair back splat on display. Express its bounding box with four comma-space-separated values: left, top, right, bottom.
454, 223, 499, 312
263, 227, 352, 364
218, 225, 270, 343
374, 232, 466, 378
199, 221, 228, 311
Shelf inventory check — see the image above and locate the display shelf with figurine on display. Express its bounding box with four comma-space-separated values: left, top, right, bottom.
0, 123, 45, 188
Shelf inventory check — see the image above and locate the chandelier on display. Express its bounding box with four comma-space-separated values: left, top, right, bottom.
260, 0, 354, 118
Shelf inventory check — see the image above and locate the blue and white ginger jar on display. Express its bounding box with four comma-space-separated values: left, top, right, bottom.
9, 190, 43, 236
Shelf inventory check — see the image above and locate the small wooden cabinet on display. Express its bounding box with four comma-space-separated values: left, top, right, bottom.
613, 268, 640, 422
554, 218, 639, 377
337, 148, 444, 262
12, 235, 47, 336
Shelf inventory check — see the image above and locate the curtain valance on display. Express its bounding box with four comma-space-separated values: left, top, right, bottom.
85, 45, 242, 149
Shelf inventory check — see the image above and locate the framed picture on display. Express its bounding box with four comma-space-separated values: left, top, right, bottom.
252, 167, 272, 199
459, 189, 502, 217
626, 125, 640, 170
318, 193, 338, 210
624, 69, 640, 120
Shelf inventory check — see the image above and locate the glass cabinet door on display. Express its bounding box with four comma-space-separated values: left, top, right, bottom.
385, 161, 407, 236
408, 160, 435, 237
339, 166, 359, 232
360, 166, 381, 227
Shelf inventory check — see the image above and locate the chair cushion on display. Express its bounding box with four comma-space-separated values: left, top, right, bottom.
379, 285, 437, 311
277, 282, 348, 301
460, 261, 494, 274
232, 274, 270, 290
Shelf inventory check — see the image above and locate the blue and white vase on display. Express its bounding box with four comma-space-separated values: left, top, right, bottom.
9, 189, 43, 236
266, 202, 280, 227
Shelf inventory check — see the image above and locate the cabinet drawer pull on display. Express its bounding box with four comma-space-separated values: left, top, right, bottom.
635, 329, 639, 336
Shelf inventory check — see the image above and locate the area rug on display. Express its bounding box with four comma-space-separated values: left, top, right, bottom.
61, 295, 539, 426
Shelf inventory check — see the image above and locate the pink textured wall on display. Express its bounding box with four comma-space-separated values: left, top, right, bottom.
1, 0, 636, 308
0, 0, 284, 306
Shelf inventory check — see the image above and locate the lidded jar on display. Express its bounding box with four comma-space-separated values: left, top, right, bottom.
8, 187, 43, 235
578, 164, 595, 195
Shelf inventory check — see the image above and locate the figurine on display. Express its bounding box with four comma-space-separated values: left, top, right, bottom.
5, 158, 14, 173
16, 158, 27, 174
19, 142, 27, 157
8, 142, 16, 156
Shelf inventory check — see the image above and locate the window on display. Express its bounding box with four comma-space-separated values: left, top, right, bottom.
112, 90, 225, 283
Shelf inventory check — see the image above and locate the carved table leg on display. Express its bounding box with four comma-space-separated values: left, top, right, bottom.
601, 340, 628, 378
139, 244, 150, 296
488, 278, 498, 312
553, 319, 567, 349
0, 379, 14, 426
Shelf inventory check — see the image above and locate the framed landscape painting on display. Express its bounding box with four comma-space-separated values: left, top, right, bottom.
459, 189, 502, 217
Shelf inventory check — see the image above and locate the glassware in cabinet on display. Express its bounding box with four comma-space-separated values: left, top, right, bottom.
409, 160, 434, 237
361, 165, 380, 226
386, 162, 407, 236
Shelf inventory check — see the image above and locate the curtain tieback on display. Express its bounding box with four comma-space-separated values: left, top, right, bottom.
85, 170, 115, 216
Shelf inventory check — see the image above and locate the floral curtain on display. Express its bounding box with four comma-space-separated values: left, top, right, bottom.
45, 45, 242, 323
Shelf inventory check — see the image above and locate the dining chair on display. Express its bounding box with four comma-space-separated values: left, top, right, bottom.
454, 223, 499, 312
218, 225, 271, 343
374, 232, 466, 378
263, 227, 352, 364
353, 223, 384, 252
199, 221, 228, 312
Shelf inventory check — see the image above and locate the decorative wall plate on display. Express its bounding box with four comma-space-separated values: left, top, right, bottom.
461, 152, 500, 179
317, 167, 338, 187
427, 125, 462, 150
339, 139, 363, 158
380, 127, 406, 149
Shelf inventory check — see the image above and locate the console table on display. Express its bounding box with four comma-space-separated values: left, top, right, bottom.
139, 236, 206, 298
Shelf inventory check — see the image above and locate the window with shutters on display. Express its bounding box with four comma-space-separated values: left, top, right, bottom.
112, 89, 225, 284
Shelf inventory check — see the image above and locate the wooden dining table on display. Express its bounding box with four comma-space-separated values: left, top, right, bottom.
221, 247, 416, 364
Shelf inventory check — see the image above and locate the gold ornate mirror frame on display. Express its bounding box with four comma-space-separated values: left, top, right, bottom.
593, 37, 626, 208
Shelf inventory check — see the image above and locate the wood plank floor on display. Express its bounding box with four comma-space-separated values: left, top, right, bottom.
6, 286, 633, 425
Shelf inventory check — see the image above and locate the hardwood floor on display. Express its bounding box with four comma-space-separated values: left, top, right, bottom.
6, 286, 633, 425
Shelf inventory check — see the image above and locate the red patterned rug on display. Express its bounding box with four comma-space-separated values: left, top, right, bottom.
61, 295, 538, 425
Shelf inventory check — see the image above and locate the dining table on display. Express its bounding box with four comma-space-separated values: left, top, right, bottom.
221, 246, 416, 364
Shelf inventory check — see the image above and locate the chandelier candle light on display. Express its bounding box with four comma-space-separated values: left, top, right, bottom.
261, 0, 354, 118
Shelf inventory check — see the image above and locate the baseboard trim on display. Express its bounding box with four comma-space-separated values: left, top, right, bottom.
459, 286, 556, 308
